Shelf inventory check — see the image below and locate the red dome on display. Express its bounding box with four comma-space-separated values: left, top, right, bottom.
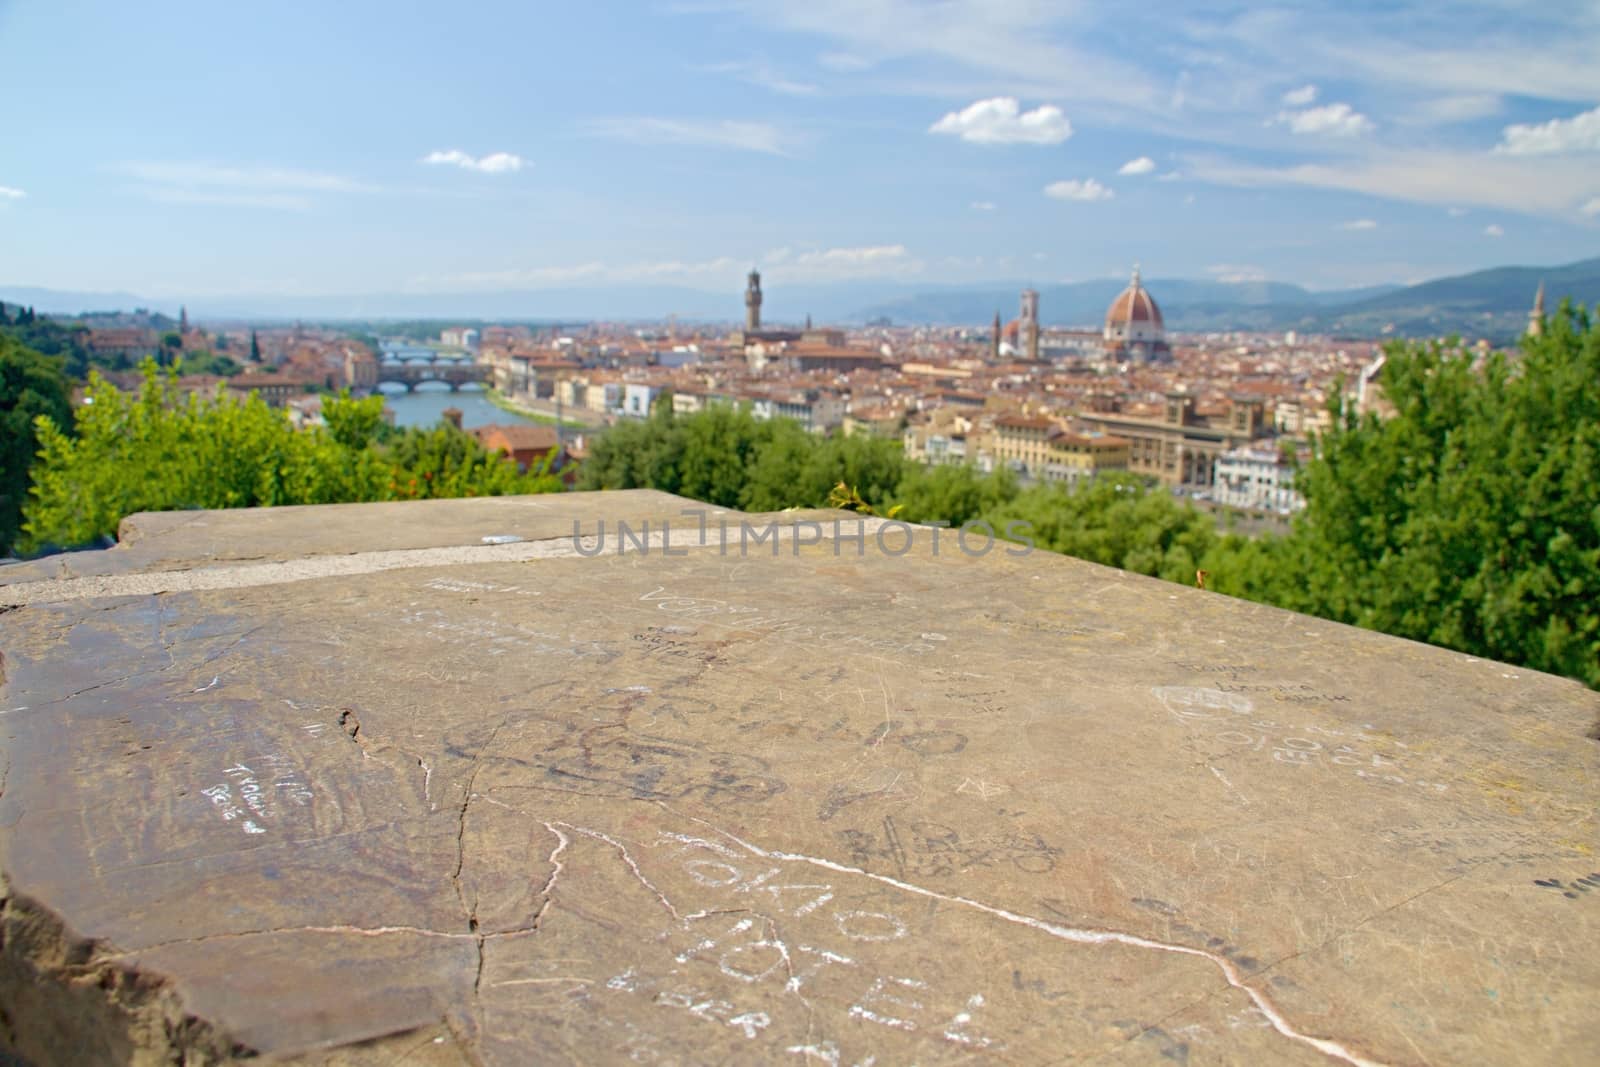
1105, 270, 1163, 330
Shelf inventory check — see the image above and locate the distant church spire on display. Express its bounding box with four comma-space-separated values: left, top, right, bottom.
179, 305, 189, 335
745, 268, 763, 332
991, 310, 1001, 361
1528, 281, 1546, 338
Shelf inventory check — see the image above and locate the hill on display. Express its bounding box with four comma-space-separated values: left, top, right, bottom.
849, 258, 1599, 339
5, 256, 1595, 338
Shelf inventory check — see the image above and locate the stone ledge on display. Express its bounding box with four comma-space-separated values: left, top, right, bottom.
0, 491, 1595, 1065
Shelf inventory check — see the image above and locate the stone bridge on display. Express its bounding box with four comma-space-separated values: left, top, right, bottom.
376, 360, 493, 392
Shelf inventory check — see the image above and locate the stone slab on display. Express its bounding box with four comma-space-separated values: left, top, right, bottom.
0, 491, 1596, 1065
0, 490, 769, 587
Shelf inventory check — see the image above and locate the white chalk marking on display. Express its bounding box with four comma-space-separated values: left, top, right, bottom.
689, 817, 1393, 1067
1209, 765, 1250, 806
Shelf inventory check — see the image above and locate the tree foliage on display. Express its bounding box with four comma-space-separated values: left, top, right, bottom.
0, 316, 96, 378
0, 335, 74, 555
20, 361, 559, 553
1212, 302, 1600, 687
577, 399, 913, 515
174, 350, 242, 377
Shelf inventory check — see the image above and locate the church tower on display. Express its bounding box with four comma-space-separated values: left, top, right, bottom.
991, 311, 1001, 361
1528, 282, 1545, 338
1019, 289, 1040, 362
179, 305, 189, 335
745, 269, 763, 332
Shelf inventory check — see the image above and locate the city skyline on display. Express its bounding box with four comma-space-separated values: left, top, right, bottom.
2, 0, 1598, 301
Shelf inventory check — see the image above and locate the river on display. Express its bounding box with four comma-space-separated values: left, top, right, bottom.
375, 383, 539, 430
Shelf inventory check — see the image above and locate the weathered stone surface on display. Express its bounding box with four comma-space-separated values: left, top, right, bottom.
0, 491, 1596, 1065
0, 490, 762, 587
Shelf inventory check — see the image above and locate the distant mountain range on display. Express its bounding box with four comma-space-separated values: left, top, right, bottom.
4, 256, 1596, 340
850, 257, 1599, 339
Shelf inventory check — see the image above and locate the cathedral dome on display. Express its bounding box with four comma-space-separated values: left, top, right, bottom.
1105, 267, 1163, 330
1102, 265, 1170, 361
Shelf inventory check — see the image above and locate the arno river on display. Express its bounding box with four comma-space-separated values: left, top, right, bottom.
376, 384, 532, 429
376, 344, 539, 429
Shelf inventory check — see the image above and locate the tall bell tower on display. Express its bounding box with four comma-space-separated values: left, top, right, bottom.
745, 268, 763, 332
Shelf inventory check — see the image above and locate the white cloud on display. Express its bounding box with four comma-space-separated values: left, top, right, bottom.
416, 244, 922, 290
1282, 84, 1318, 107
970, 200, 997, 211
930, 97, 1071, 145
1583, 198, 1600, 217
1156, 170, 1182, 182
585, 118, 790, 155
1208, 264, 1267, 283
1410, 94, 1500, 124
1187, 148, 1598, 217
699, 60, 818, 96
1447, 206, 1469, 216
421, 149, 526, 173
818, 51, 872, 72
119, 162, 375, 193
143, 189, 315, 210
1340, 218, 1378, 230
1118, 156, 1156, 175
763, 244, 921, 279
115, 162, 379, 211
1495, 105, 1600, 156
1044, 178, 1113, 202
799, 244, 908, 266
1484, 224, 1504, 237
435, 263, 608, 288
719, 2, 1164, 115
1276, 102, 1374, 136
0, 186, 24, 199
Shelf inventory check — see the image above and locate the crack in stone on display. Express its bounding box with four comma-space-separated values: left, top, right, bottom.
531, 824, 570, 931
449, 715, 511, 1055
100, 924, 479, 956
679, 813, 1393, 1067
554, 822, 681, 922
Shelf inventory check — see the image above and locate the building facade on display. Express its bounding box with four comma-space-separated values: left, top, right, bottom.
1213, 444, 1304, 513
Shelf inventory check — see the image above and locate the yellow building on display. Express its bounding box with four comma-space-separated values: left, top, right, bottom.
991, 414, 1055, 475
1043, 431, 1130, 485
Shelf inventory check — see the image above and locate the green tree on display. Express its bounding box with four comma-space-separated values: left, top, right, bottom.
385, 423, 560, 499
894, 463, 1019, 526
0, 336, 74, 555
1233, 303, 1600, 686
21, 361, 560, 552
174, 350, 241, 377
983, 473, 1223, 582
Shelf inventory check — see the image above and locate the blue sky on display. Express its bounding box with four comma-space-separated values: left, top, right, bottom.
1, 0, 1597, 302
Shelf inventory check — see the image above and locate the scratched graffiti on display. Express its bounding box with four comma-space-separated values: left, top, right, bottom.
1151, 686, 1445, 792
837, 817, 1061, 878
451, 716, 787, 807
1533, 872, 1600, 899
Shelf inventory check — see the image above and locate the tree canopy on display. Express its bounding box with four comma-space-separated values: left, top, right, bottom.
20, 361, 560, 553
1207, 302, 1600, 687
0, 335, 74, 556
